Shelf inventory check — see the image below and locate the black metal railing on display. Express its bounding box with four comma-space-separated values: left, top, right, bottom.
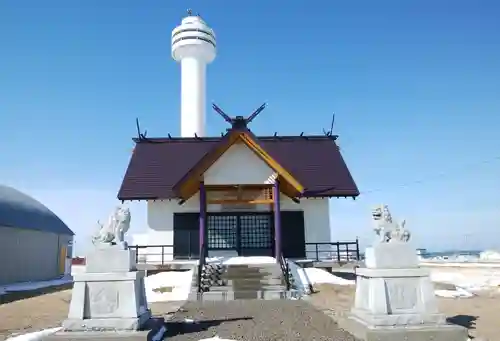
128, 244, 199, 265
197, 242, 207, 293
304, 239, 360, 262
278, 252, 291, 291
129, 239, 360, 265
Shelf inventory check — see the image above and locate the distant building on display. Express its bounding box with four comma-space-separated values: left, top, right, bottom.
0, 185, 74, 285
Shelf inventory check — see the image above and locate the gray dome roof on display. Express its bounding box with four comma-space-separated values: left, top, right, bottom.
0, 185, 74, 235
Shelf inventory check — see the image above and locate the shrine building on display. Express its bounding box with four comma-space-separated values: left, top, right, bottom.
117, 112, 359, 262
116, 12, 359, 262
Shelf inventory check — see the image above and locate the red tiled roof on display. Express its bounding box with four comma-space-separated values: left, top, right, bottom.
117, 135, 359, 200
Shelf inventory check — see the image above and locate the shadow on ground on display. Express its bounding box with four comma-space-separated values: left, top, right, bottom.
164, 317, 253, 337
447, 314, 477, 329
447, 315, 477, 339
0, 283, 73, 305
331, 271, 356, 281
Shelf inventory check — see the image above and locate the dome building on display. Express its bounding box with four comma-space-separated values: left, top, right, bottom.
0, 185, 74, 285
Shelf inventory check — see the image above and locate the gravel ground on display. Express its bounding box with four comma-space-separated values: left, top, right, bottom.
307, 283, 500, 341
4, 282, 498, 340
164, 299, 359, 341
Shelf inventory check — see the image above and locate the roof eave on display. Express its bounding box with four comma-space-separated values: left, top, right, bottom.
117, 196, 168, 201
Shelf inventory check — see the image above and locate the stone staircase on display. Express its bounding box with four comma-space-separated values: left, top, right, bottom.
190, 262, 299, 301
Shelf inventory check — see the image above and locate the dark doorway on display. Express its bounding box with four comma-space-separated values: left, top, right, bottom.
280, 211, 306, 258
173, 213, 200, 259
206, 212, 274, 256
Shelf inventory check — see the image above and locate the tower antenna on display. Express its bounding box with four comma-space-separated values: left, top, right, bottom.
172, 11, 217, 137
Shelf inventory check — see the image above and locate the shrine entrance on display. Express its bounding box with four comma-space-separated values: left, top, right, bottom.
206, 212, 274, 257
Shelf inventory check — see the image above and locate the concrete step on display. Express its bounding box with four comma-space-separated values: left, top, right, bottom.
187, 289, 299, 301
225, 266, 282, 273
221, 275, 283, 285
222, 270, 283, 278
224, 263, 280, 269
210, 285, 286, 292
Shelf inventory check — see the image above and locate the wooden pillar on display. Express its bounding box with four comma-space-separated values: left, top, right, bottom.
273, 180, 281, 260
199, 181, 207, 258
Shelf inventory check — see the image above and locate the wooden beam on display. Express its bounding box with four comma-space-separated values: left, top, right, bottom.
207, 199, 274, 205
205, 184, 272, 191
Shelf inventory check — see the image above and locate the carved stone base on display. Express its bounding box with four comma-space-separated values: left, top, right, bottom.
352, 267, 443, 326
344, 266, 468, 340
364, 242, 419, 269
63, 271, 151, 331
340, 316, 468, 341
85, 244, 136, 273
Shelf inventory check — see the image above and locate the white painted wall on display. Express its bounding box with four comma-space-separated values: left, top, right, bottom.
204, 143, 276, 185
143, 142, 332, 262
130, 233, 149, 262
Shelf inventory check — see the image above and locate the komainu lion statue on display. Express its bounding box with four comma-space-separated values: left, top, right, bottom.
371, 204, 410, 243
92, 206, 131, 246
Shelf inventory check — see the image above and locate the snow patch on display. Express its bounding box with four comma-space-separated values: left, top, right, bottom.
430, 268, 500, 292
5, 327, 61, 341
207, 256, 277, 265
288, 261, 311, 294
198, 337, 237, 341
435, 287, 475, 298
480, 250, 500, 261
145, 269, 193, 303
303, 268, 355, 286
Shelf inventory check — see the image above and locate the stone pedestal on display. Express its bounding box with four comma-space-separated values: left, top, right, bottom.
342, 242, 468, 341
62, 245, 151, 332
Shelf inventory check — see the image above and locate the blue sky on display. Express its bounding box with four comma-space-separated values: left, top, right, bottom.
1, 1, 499, 254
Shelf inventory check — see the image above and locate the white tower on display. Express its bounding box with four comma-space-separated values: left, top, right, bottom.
172, 10, 216, 137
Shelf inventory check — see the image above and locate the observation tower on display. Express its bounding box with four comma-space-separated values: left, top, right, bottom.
172, 9, 217, 137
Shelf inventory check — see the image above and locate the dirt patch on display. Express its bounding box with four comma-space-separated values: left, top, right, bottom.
307, 283, 500, 341
0, 289, 72, 339
153, 286, 174, 293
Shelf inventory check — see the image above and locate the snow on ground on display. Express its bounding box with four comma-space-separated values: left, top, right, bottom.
421, 261, 500, 268
429, 266, 500, 293
5, 327, 62, 341
480, 250, 500, 261
302, 267, 355, 286
434, 287, 475, 298
207, 256, 277, 265
144, 269, 194, 303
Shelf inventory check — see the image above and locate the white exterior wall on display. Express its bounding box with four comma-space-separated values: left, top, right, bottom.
144, 143, 331, 261
204, 144, 277, 184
